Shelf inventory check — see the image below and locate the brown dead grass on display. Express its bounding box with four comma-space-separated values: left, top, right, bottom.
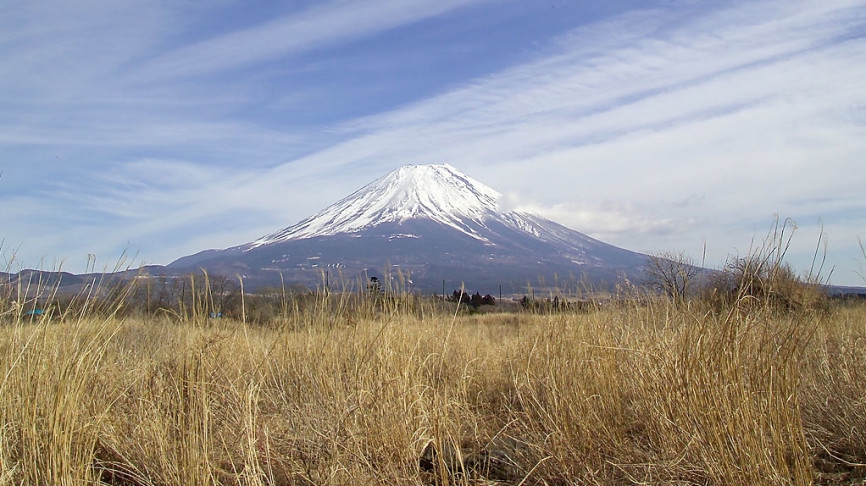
0, 296, 865, 485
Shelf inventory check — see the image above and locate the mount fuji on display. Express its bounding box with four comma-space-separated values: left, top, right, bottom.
166, 164, 649, 293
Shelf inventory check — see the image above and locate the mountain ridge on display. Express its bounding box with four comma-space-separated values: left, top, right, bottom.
166, 164, 650, 292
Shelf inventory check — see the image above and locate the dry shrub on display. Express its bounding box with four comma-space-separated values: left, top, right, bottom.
705, 256, 827, 313
701, 218, 829, 314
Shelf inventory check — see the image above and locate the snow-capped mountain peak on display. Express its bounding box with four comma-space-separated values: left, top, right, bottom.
247, 164, 503, 248
168, 163, 649, 292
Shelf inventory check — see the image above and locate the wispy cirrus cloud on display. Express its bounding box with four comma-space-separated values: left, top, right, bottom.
0, 0, 491, 152
133, 0, 493, 81
2, 0, 865, 285
244, 0, 866, 281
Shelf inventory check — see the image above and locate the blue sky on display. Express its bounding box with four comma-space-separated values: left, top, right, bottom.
1, 0, 865, 286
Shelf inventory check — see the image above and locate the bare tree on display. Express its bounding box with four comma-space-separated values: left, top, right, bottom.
644, 250, 700, 303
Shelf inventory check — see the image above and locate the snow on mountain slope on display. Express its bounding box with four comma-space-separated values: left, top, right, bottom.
166, 163, 650, 291
247, 164, 513, 249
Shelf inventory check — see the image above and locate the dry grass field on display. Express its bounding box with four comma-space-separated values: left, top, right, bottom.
1, 279, 866, 485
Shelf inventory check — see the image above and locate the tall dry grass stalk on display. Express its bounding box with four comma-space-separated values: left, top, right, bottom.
800, 303, 866, 483
0, 317, 121, 485
0, 274, 863, 484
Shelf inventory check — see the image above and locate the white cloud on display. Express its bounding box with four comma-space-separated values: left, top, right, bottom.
134, 0, 491, 81
2, 0, 865, 285
250, 0, 866, 283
